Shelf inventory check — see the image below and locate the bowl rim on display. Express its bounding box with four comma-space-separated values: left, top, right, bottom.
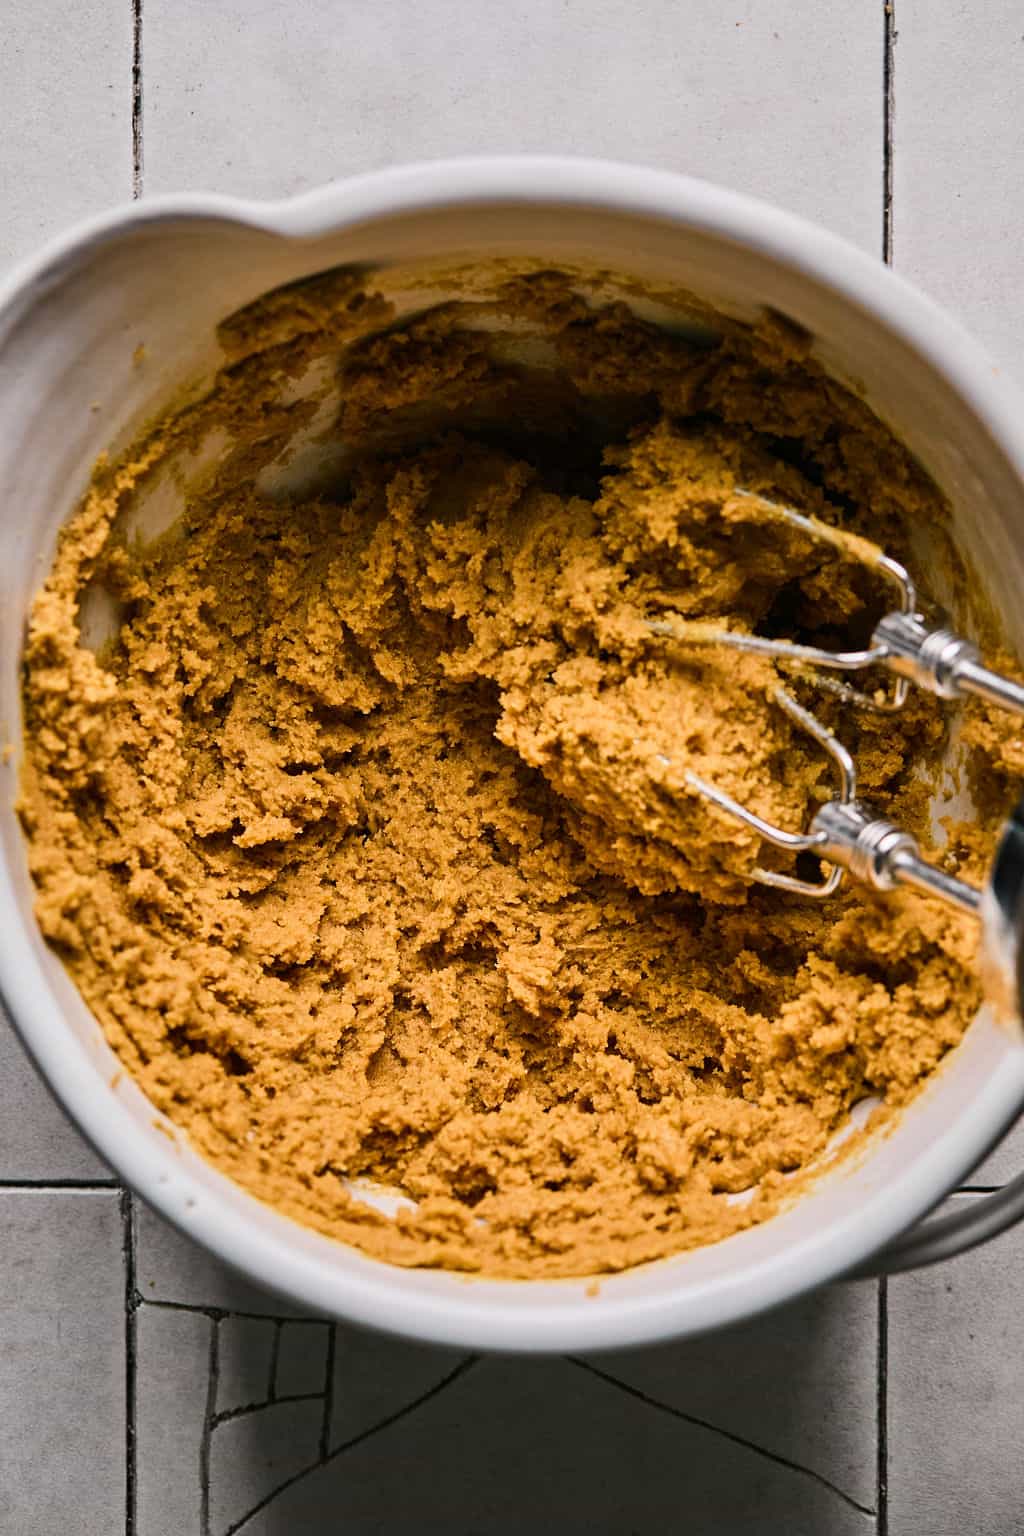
4, 154, 1024, 1351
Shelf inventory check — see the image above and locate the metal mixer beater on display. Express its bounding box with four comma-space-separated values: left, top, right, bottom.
650, 490, 1024, 961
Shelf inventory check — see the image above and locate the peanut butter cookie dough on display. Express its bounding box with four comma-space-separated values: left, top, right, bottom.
18, 272, 1017, 1277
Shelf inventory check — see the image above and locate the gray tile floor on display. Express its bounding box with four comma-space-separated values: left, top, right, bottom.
2, 3, 1024, 1531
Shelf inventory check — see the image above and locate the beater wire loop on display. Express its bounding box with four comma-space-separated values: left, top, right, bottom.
685, 687, 854, 899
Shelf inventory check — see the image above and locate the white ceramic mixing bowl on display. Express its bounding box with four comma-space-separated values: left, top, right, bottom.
3, 157, 1024, 1351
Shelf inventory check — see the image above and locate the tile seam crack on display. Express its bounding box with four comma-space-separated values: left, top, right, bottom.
211, 1390, 324, 1429
138, 1296, 329, 1323
568, 1356, 875, 1519
223, 1354, 479, 1535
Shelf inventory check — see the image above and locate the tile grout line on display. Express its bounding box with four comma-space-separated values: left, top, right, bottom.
0, 1178, 120, 1190
131, 0, 143, 197
878, 3, 894, 1515
267, 1318, 282, 1401
121, 1190, 138, 1536
877, 1277, 889, 1535
320, 1323, 337, 1459
883, 0, 896, 261
200, 1316, 220, 1536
